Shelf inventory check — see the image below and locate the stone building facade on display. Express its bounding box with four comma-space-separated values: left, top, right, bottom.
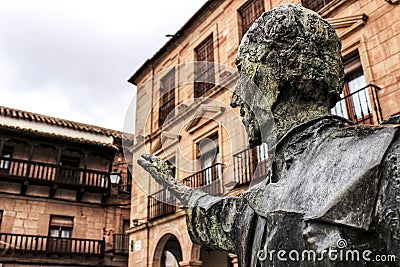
0, 106, 132, 266
127, 0, 400, 266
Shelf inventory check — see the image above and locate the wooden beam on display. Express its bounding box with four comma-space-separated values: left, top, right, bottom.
20, 180, 29, 195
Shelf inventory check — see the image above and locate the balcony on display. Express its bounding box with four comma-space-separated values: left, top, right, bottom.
233, 145, 269, 187
0, 157, 110, 201
331, 84, 383, 125
147, 164, 223, 221
183, 163, 223, 195
0, 232, 104, 257
148, 189, 176, 221
112, 234, 129, 255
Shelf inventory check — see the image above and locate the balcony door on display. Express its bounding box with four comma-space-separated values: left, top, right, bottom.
47, 216, 73, 253
197, 134, 221, 195
58, 155, 80, 183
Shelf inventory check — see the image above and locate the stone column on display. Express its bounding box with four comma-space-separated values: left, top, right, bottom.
229, 253, 239, 267
179, 260, 203, 267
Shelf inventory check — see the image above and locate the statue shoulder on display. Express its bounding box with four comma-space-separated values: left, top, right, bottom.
309, 124, 400, 229
245, 123, 400, 230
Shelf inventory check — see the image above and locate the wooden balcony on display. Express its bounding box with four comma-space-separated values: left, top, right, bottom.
0, 232, 105, 257
112, 234, 129, 255
0, 157, 110, 201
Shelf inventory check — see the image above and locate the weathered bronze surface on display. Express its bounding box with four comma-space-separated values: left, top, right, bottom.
138, 4, 400, 266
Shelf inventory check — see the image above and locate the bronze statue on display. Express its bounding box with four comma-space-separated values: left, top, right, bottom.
138, 4, 399, 266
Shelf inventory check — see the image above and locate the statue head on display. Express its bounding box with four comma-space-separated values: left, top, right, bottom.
231, 4, 344, 147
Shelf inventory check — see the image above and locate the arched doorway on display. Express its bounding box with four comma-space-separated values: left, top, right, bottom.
200, 246, 233, 267
153, 234, 183, 267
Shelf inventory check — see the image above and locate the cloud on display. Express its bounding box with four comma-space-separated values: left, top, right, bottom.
0, 0, 207, 130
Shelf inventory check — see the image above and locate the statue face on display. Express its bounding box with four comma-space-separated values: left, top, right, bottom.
231, 54, 278, 148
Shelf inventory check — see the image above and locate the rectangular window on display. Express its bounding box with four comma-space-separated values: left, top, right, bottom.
330, 51, 372, 124
198, 133, 220, 185
239, 0, 265, 37
159, 68, 175, 127
0, 146, 13, 170
194, 35, 215, 98
301, 0, 334, 12
49, 215, 74, 238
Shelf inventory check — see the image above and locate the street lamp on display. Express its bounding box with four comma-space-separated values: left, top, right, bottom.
109, 171, 121, 185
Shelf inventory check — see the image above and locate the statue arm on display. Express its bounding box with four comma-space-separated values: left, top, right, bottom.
138, 154, 238, 253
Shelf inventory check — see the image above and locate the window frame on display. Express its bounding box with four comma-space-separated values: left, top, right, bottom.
158, 68, 176, 127
330, 51, 372, 124
238, 0, 265, 38
301, 0, 335, 12
194, 34, 215, 98
48, 215, 74, 238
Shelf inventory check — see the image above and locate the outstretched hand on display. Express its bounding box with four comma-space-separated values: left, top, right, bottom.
137, 154, 193, 203
137, 154, 176, 188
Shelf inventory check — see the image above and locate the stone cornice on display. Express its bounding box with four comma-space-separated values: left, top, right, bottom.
326, 14, 368, 39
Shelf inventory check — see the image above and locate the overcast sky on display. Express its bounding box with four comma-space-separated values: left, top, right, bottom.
0, 0, 207, 131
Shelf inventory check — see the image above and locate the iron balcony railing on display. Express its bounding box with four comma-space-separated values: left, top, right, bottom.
147, 163, 223, 221
0, 157, 110, 192
112, 234, 129, 255
183, 163, 223, 195
159, 96, 175, 127
148, 188, 177, 221
331, 84, 383, 125
0, 232, 105, 257
233, 145, 269, 187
